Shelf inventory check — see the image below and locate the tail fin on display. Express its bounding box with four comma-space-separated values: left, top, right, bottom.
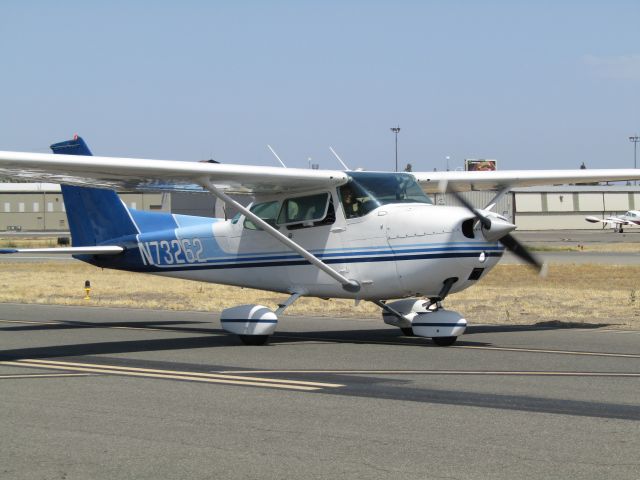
51, 136, 139, 246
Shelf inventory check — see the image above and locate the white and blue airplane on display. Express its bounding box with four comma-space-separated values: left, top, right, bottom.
585, 210, 640, 232
1, 136, 639, 345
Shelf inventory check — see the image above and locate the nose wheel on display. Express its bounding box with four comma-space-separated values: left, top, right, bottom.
400, 327, 415, 336
239, 335, 270, 346
375, 296, 465, 346
432, 336, 457, 347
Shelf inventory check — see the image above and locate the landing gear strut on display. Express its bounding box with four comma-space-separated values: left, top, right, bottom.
400, 327, 415, 336
220, 293, 302, 346
375, 278, 466, 346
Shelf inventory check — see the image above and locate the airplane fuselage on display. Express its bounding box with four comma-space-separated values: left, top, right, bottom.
87, 189, 503, 301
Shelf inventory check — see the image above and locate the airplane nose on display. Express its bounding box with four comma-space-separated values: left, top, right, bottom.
481, 217, 517, 242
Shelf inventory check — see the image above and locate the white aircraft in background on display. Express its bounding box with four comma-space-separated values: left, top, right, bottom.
585, 211, 640, 232
1, 136, 639, 346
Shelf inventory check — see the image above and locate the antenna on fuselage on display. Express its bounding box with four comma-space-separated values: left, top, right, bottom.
266, 145, 287, 168
329, 146, 351, 171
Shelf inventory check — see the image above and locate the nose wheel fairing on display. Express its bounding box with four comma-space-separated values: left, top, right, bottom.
379, 298, 467, 344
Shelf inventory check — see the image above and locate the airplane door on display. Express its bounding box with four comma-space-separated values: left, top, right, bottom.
281, 193, 348, 293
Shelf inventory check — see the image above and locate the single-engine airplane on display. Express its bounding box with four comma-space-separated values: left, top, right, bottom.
585, 210, 640, 232
1, 136, 639, 346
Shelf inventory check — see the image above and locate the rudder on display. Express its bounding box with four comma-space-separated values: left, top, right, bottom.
51, 136, 139, 246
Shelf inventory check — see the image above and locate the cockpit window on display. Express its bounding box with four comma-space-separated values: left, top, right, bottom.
339, 172, 432, 219
243, 200, 280, 230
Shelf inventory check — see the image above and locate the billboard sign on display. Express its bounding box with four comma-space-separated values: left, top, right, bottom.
465, 159, 497, 171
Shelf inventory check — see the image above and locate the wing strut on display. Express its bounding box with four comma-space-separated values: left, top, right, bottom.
198, 178, 360, 293
484, 186, 511, 211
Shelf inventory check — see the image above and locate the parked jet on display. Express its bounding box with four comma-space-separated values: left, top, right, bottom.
585, 211, 640, 232
1, 136, 639, 345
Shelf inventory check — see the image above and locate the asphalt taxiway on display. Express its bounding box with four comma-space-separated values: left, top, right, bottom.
1, 303, 639, 480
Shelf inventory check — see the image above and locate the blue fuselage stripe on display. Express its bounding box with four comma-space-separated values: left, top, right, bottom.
124, 250, 503, 272
199, 246, 502, 264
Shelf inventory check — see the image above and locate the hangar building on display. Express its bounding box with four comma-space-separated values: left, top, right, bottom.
0, 182, 639, 232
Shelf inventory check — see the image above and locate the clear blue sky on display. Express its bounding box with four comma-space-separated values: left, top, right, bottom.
1, 0, 639, 171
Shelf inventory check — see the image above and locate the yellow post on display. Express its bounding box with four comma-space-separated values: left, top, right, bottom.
84, 280, 91, 300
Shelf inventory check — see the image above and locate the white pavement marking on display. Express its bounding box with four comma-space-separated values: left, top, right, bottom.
0, 373, 95, 379
456, 345, 640, 358
0, 318, 185, 333
219, 370, 640, 377
0, 319, 61, 325
274, 334, 640, 358
0, 359, 344, 391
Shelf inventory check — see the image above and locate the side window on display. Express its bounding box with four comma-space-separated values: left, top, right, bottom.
243, 201, 280, 230
277, 193, 333, 229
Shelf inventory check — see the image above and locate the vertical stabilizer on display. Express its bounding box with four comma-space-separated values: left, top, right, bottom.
51, 136, 138, 246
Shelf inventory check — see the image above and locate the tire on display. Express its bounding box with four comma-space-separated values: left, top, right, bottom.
239, 335, 269, 346
400, 327, 415, 336
432, 336, 457, 347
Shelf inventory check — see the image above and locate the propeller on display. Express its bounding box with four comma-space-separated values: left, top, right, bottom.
450, 190, 547, 275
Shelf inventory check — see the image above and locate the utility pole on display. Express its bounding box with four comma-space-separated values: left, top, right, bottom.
390, 126, 400, 172
630, 136, 639, 185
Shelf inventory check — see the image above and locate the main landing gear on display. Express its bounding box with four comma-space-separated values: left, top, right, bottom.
220, 293, 302, 346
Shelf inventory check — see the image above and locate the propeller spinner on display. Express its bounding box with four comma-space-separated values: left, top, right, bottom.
451, 190, 546, 275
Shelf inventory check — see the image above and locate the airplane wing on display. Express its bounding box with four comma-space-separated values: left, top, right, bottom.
0, 151, 348, 195
413, 170, 640, 193
1, 150, 640, 195
584, 216, 626, 226
0, 246, 124, 255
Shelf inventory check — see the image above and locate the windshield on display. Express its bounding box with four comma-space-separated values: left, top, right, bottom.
339, 172, 432, 219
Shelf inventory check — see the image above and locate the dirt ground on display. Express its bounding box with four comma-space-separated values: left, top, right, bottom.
1, 261, 638, 329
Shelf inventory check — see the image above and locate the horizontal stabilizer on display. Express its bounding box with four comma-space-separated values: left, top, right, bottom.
0, 246, 124, 255
584, 216, 603, 223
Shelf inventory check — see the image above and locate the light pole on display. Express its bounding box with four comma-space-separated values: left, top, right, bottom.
390, 126, 400, 172
630, 136, 639, 185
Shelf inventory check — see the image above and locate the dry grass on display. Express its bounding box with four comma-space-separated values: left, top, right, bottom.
0, 237, 60, 248
447, 264, 640, 329
1, 262, 639, 329
530, 243, 640, 253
